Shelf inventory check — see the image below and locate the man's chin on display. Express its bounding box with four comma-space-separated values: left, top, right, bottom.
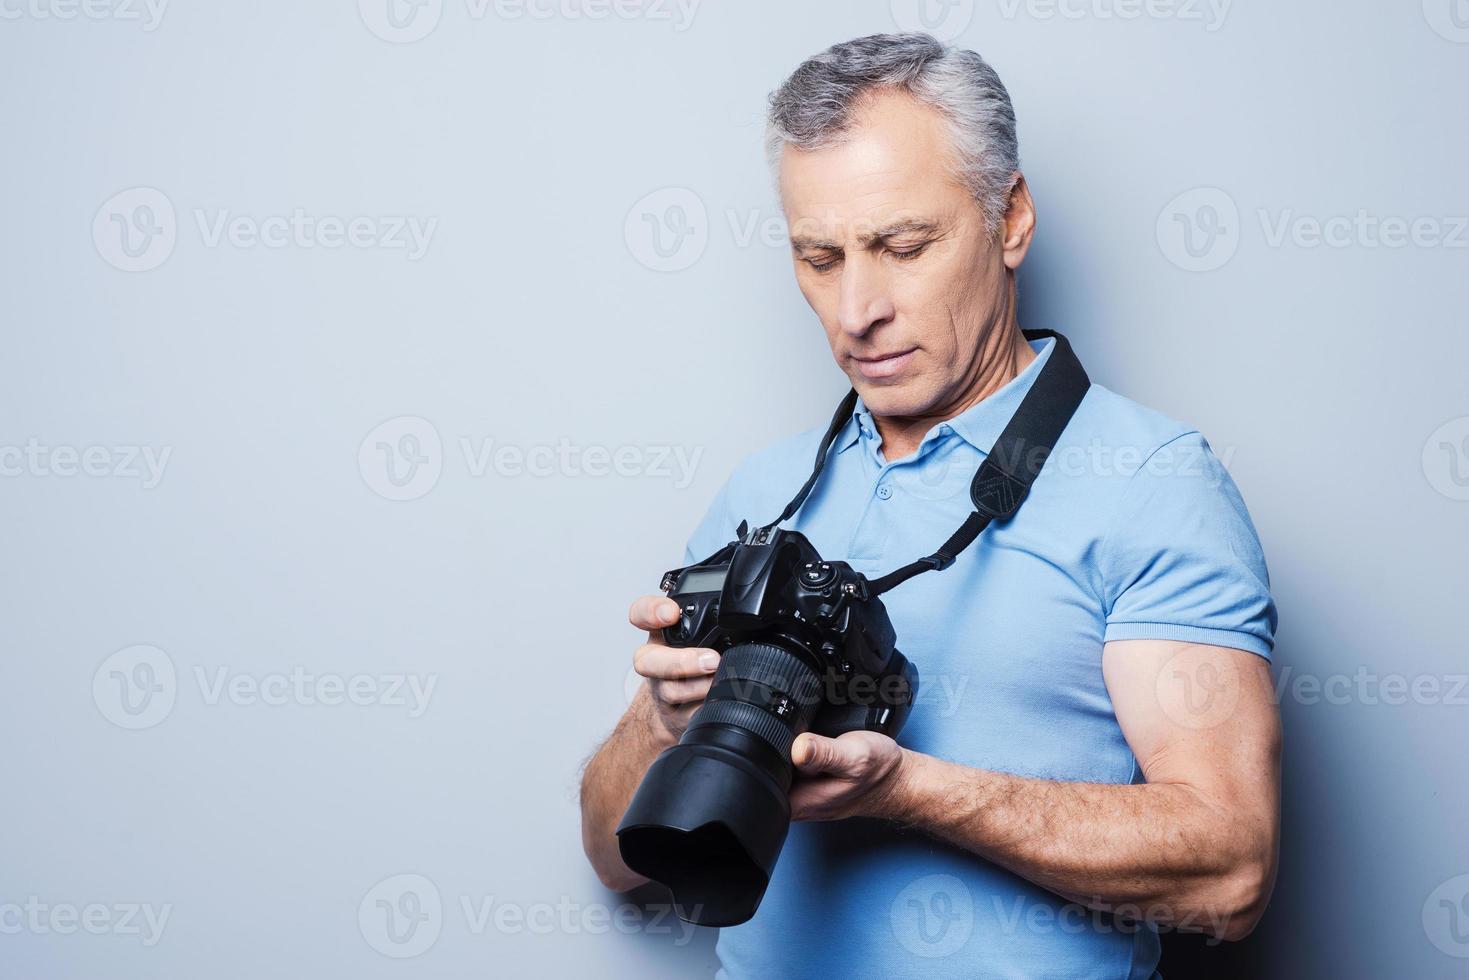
851, 382, 937, 420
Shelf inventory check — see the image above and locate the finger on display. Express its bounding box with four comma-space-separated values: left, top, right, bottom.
629, 595, 681, 634
650, 675, 714, 707
790, 732, 843, 773
634, 643, 720, 681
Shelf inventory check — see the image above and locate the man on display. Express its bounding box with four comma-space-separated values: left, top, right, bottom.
580, 32, 1279, 979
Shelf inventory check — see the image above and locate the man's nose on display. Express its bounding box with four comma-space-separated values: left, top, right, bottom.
835, 256, 895, 337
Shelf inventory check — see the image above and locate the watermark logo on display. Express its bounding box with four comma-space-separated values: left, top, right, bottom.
359, 0, 444, 42
995, 0, 1231, 31
1423, 0, 1469, 43
1423, 874, 1469, 958
359, 416, 444, 502
624, 187, 708, 272
1157, 187, 1239, 272
0, 440, 171, 488
359, 874, 443, 958
93, 187, 177, 273
93, 645, 177, 730
1155, 646, 1241, 730
0, 0, 168, 30
889, 0, 974, 40
358, 0, 699, 41
1258, 209, 1468, 250
360, 416, 703, 500
890, 873, 973, 958
0, 898, 172, 946
1272, 666, 1468, 708
1422, 416, 1469, 501
991, 893, 1231, 944
93, 189, 438, 269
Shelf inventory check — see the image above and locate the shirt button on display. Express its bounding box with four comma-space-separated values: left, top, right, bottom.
876, 485, 893, 500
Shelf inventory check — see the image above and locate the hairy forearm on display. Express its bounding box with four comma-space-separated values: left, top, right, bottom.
872, 752, 1276, 940
578, 688, 670, 891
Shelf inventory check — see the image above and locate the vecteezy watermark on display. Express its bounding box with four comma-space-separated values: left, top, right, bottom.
358, 416, 704, 501
0, 0, 168, 30
193, 666, 437, 718
358, 416, 443, 502
991, 893, 1234, 946
0, 439, 171, 488
1272, 666, 1469, 708
1156, 187, 1240, 272
889, 0, 974, 41
93, 187, 177, 272
622, 662, 972, 719
1257, 209, 1469, 250
995, 0, 1232, 31
359, 874, 443, 958
357, 0, 700, 43
1422, 416, 1469, 501
357, 873, 701, 958
1423, 874, 1469, 959
193, 209, 436, 260
1155, 646, 1244, 731
0, 897, 172, 947
1158, 186, 1469, 272
1423, 0, 1469, 43
92, 645, 439, 729
624, 187, 709, 273
890, 874, 974, 958
93, 187, 438, 271
93, 645, 177, 731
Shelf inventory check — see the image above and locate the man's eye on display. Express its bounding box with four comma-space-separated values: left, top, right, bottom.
889, 243, 928, 260
806, 256, 841, 272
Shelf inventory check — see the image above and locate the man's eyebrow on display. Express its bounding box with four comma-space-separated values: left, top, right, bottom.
789, 219, 941, 251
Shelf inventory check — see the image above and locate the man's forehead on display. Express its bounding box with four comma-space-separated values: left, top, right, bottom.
777, 92, 966, 247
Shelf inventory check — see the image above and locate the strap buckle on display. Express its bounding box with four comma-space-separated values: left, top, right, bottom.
922, 553, 956, 572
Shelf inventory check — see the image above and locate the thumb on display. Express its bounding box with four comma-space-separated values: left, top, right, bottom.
791, 732, 840, 773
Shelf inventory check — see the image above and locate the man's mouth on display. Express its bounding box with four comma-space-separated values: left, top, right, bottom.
851, 348, 917, 381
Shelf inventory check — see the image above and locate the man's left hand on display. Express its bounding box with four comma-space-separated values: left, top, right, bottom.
788, 730, 909, 822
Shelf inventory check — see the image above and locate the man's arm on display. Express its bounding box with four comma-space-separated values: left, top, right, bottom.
579, 596, 719, 892
788, 639, 1281, 941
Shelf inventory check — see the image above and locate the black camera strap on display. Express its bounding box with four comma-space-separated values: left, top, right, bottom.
758, 329, 1090, 598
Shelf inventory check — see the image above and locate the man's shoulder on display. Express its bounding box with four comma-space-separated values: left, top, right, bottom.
1069, 382, 1204, 464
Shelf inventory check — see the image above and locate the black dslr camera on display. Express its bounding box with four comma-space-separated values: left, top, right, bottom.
615, 524, 918, 927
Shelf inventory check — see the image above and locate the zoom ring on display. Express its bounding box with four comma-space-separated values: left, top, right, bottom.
690, 698, 799, 757
714, 642, 823, 704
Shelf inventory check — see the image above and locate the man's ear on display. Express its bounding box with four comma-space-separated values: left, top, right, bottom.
1000, 174, 1036, 271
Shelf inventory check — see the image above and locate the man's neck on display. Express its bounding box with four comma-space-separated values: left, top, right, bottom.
872, 325, 1036, 463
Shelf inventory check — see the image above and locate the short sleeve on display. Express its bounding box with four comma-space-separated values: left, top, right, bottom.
1099, 432, 1277, 659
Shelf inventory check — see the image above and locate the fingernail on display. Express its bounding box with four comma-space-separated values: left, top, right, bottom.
660, 602, 677, 624
699, 652, 720, 671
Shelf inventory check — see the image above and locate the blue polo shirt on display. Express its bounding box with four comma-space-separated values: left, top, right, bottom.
684, 337, 1276, 980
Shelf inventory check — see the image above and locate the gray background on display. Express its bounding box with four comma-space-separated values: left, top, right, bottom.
2, 1, 1466, 977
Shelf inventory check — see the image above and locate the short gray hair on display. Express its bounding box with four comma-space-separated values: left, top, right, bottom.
765, 33, 1020, 234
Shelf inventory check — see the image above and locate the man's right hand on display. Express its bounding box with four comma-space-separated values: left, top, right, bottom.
629, 594, 721, 746
579, 595, 723, 891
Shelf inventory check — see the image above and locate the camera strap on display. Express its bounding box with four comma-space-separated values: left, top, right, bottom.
757, 329, 1090, 598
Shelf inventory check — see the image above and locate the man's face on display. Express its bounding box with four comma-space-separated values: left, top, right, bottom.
779, 89, 1026, 419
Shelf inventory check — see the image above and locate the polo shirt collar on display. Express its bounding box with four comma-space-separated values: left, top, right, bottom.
834, 336, 1056, 456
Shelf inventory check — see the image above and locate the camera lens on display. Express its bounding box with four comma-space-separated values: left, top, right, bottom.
616, 641, 823, 926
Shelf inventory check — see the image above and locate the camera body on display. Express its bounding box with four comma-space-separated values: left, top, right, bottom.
661, 524, 918, 744
617, 524, 921, 926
